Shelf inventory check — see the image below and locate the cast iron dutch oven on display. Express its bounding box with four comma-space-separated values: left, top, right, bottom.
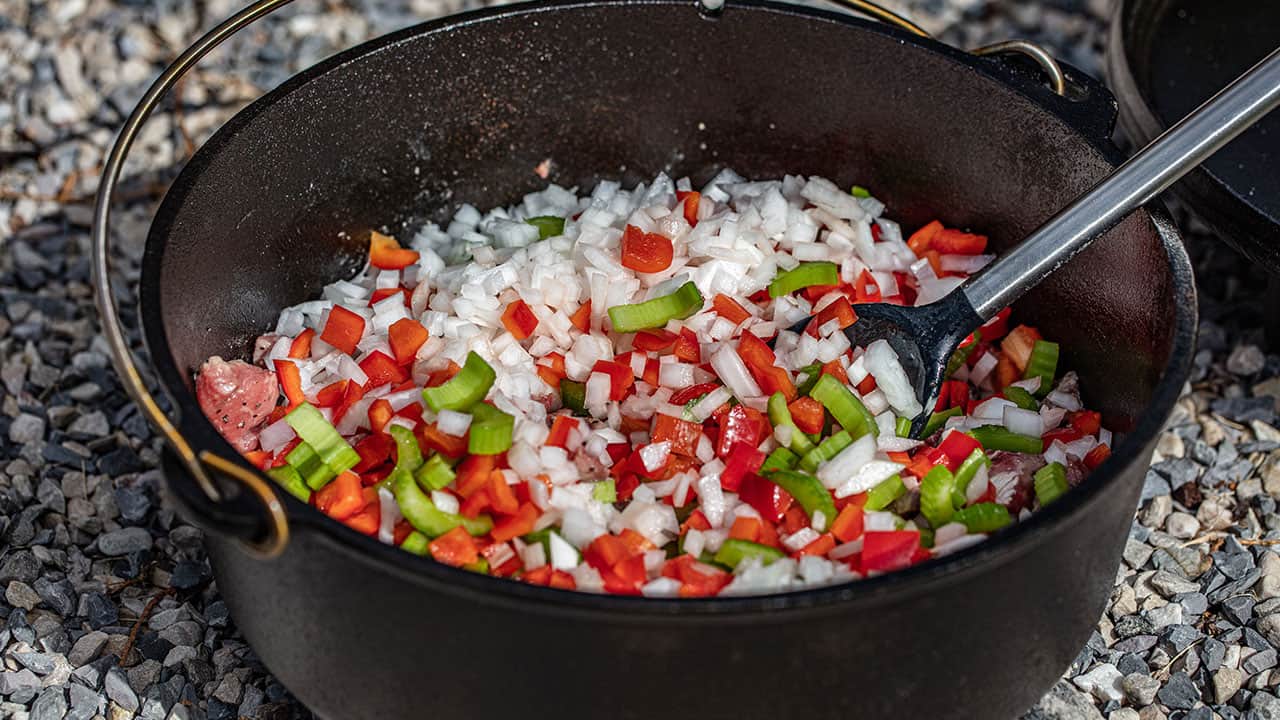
91, 0, 1196, 717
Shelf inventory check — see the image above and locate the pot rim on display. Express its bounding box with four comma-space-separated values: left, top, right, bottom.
142, 0, 1198, 619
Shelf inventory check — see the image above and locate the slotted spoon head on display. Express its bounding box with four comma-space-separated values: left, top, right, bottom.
787, 291, 981, 438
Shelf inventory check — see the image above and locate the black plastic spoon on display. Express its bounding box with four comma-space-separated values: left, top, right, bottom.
793, 46, 1280, 438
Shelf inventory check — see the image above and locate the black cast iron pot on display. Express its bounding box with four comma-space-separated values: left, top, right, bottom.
91, 1, 1197, 718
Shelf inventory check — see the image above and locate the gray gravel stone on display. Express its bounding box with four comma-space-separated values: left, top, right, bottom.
96, 527, 153, 555
103, 668, 138, 712
1122, 673, 1161, 706
1026, 680, 1105, 720
1158, 671, 1203, 710
1217, 667, 1246, 704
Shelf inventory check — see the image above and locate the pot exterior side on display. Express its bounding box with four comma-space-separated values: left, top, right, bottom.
203, 433, 1152, 720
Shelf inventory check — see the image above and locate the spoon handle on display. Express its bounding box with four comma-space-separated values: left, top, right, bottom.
962, 46, 1280, 321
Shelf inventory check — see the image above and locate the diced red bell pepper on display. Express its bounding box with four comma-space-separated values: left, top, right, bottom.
651, 413, 702, 457
429, 526, 479, 567
738, 332, 796, 401
1084, 443, 1111, 470
739, 473, 794, 524
787, 397, 825, 434
456, 455, 496, 498
719, 441, 765, 492
643, 357, 660, 387
665, 555, 732, 597
592, 359, 635, 401
820, 359, 849, 384
345, 502, 380, 536
736, 330, 777, 369
545, 414, 579, 449
331, 379, 366, 426
831, 504, 864, 542
488, 470, 520, 515
799, 533, 837, 557
669, 382, 721, 405
491, 502, 539, 542
1069, 410, 1102, 436
368, 231, 420, 270
856, 374, 877, 396
853, 270, 881, 303
801, 283, 839, 304
1043, 426, 1084, 445
315, 379, 349, 408
994, 353, 1021, 390
352, 432, 395, 473
907, 220, 944, 256
425, 361, 461, 388
904, 448, 943, 479
807, 296, 857, 336
569, 300, 591, 333
620, 224, 674, 273
315, 471, 365, 520
633, 329, 677, 352
388, 317, 429, 365
681, 509, 712, 533
676, 190, 701, 227
673, 328, 700, 363
712, 293, 752, 325
781, 506, 809, 535
584, 534, 632, 572
861, 530, 921, 573
367, 398, 394, 433
728, 516, 763, 542
288, 328, 314, 359
1001, 325, 1043, 373
321, 305, 365, 355
979, 307, 1013, 342
458, 488, 491, 518
716, 404, 766, 458
931, 228, 988, 255
273, 359, 305, 409
368, 287, 411, 308
938, 430, 981, 470
501, 299, 539, 340
417, 421, 468, 457
359, 350, 408, 389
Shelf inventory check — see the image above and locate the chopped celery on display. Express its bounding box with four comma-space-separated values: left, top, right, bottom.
593, 478, 617, 503
768, 261, 839, 298
468, 403, 514, 455
864, 474, 906, 511
952, 502, 1012, 533
286, 440, 336, 490
284, 402, 360, 479
393, 470, 493, 538
922, 407, 963, 438
388, 424, 423, 473
267, 464, 311, 502
799, 430, 852, 473
1023, 340, 1060, 397
400, 531, 431, 556
415, 454, 456, 491
763, 470, 838, 530
945, 330, 981, 378
713, 538, 785, 569
850, 185, 871, 198
767, 392, 815, 454
810, 374, 876, 439
1034, 462, 1069, 506
560, 380, 587, 415
895, 416, 912, 438
607, 281, 704, 333
1003, 386, 1039, 411
526, 215, 565, 239
760, 446, 799, 473
970, 425, 1044, 454
951, 448, 991, 506
794, 363, 823, 397
919, 465, 957, 528
423, 351, 495, 411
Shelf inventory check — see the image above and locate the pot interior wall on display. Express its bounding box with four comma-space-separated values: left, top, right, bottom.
145, 0, 1178, 444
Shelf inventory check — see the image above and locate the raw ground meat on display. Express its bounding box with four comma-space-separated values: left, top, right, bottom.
196, 356, 279, 452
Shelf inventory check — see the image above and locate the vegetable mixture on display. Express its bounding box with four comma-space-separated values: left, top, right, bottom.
197, 171, 1113, 597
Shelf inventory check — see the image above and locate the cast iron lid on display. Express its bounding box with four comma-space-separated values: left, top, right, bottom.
1108, 0, 1280, 270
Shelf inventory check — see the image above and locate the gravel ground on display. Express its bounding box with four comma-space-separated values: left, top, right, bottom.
2, 0, 1279, 718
